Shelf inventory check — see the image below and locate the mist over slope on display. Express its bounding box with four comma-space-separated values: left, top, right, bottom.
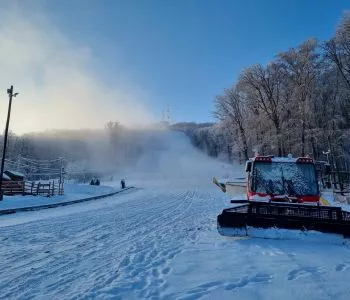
5, 125, 242, 186
114, 129, 242, 187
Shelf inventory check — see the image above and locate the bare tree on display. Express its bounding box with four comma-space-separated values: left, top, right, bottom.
277, 38, 321, 156
238, 63, 285, 156
324, 12, 350, 89
208, 12, 350, 169
215, 87, 249, 160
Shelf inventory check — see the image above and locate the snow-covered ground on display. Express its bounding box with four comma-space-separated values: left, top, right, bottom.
1, 184, 350, 300
0, 183, 120, 210
1, 131, 350, 299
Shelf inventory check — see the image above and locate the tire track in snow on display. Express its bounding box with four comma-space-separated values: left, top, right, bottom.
88, 189, 198, 299
0, 190, 186, 271
0, 188, 215, 299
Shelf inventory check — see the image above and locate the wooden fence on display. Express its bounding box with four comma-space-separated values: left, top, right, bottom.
1, 180, 64, 196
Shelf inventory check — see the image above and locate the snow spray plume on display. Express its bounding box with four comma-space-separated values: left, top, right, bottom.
0, 4, 154, 134
114, 129, 243, 188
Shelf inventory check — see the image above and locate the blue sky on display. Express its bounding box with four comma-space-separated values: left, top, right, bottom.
19, 0, 350, 125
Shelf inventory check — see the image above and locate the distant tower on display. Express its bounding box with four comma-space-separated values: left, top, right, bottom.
161, 105, 171, 125
165, 105, 171, 124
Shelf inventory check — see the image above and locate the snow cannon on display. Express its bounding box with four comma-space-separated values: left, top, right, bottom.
217, 155, 350, 239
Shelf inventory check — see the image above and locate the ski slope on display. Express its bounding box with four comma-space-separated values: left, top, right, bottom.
1, 130, 350, 300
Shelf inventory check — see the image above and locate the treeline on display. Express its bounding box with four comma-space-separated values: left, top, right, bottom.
169, 122, 234, 161
4, 10, 350, 174
1, 122, 174, 176
210, 12, 350, 170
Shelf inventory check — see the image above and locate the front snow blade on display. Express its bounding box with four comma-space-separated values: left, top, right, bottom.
217, 201, 350, 239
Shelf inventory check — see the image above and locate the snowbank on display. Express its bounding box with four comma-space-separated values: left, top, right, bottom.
0, 183, 119, 210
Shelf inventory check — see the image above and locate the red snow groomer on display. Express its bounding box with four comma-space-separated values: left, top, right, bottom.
217, 155, 350, 239
246, 155, 319, 203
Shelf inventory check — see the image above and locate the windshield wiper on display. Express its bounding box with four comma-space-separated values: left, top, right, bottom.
280, 166, 299, 197
265, 179, 275, 195
285, 180, 298, 196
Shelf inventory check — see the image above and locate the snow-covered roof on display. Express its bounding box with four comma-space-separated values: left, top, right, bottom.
2, 173, 11, 180
6, 170, 25, 177
271, 157, 298, 163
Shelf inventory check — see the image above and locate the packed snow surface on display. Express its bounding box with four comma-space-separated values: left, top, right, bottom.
0, 130, 350, 300
0, 184, 118, 210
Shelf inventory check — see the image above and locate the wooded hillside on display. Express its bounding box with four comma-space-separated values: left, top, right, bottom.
210, 12, 350, 169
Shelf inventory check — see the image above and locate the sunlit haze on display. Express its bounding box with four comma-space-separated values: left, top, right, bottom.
0, 0, 348, 134
0, 4, 155, 134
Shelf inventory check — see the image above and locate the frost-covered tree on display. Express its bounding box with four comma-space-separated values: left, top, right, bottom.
324, 12, 350, 89
212, 12, 350, 170
238, 63, 286, 156
215, 87, 249, 160
277, 38, 321, 156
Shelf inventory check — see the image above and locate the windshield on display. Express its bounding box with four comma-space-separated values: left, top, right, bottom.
252, 162, 318, 196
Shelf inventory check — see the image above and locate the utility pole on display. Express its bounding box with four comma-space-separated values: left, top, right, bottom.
0, 85, 19, 201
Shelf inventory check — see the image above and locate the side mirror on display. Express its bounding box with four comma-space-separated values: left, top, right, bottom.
245, 161, 252, 172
